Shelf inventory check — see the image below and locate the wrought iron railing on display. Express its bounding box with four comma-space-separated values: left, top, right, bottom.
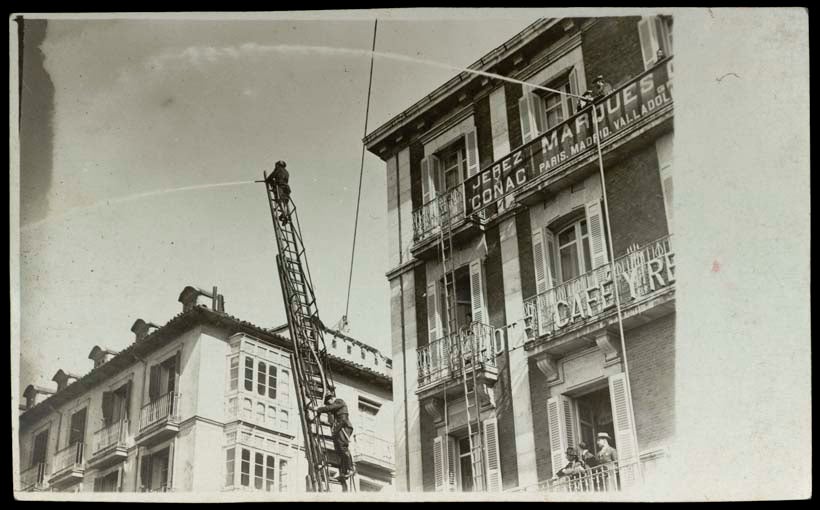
139, 392, 181, 432
20, 462, 48, 490
417, 322, 497, 386
354, 432, 394, 467
140, 484, 173, 492
52, 442, 84, 475
523, 236, 674, 339
93, 419, 129, 454
412, 187, 466, 242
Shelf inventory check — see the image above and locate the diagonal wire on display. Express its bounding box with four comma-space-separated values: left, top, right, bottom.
344, 19, 378, 324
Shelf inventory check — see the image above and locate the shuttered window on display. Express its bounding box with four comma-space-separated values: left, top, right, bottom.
469, 259, 486, 325
483, 417, 502, 491
638, 16, 673, 70
609, 372, 639, 488
546, 395, 577, 477
585, 200, 609, 269
433, 436, 445, 491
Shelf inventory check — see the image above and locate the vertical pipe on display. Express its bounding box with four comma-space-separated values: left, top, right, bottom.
592, 107, 642, 477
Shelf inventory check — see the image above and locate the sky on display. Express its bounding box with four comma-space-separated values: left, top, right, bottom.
16, 13, 531, 391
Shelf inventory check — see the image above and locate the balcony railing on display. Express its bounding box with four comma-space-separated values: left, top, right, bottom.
412, 187, 466, 243
523, 236, 674, 339
20, 462, 48, 490
417, 322, 497, 386
52, 442, 84, 475
509, 461, 640, 494
93, 419, 129, 454
354, 432, 395, 467
140, 484, 173, 492
139, 392, 180, 432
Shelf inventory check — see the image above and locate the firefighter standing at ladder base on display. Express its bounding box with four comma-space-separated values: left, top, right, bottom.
314, 394, 356, 479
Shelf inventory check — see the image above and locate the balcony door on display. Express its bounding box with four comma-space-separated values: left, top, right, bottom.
148, 352, 180, 402
68, 408, 87, 447
31, 429, 49, 468
103, 381, 131, 426
140, 447, 170, 491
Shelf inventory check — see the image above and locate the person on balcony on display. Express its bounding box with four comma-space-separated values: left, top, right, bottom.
555, 447, 586, 478
591, 75, 613, 99
314, 393, 356, 480
578, 441, 598, 468
656, 47, 666, 63
596, 432, 618, 464
577, 90, 595, 112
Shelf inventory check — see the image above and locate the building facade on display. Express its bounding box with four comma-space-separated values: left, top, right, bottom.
364, 17, 674, 493
16, 286, 394, 494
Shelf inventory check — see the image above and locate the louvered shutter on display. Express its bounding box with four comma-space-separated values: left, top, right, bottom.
586, 200, 609, 269
638, 17, 660, 69
148, 365, 160, 402
483, 418, 502, 491
547, 395, 575, 477
532, 229, 548, 294
531, 93, 546, 134
421, 157, 432, 204
469, 259, 485, 325
123, 380, 132, 420
518, 94, 534, 143
568, 67, 580, 113
465, 128, 480, 177
433, 436, 445, 491
101, 391, 114, 425
609, 372, 639, 488
447, 436, 458, 491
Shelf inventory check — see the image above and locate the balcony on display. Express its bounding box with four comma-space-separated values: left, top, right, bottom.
410, 187, 486, 258
49, 442, 85, 489
136, 392, 181, 447
19, 462, 48, 491
523, 236, 675, 356
416, 322, 498, 398
354, 432, 394, 472
88, 419, 129, 470
508, 450, 669, 495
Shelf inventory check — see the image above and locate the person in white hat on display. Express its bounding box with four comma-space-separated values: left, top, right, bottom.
596, 432, 618, 464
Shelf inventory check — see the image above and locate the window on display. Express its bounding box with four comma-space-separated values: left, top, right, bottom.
236, 447, 281, 492
279, 459, 289, 491
519, 67, 580, 143
638, 16, 673, 69
244, 357, 254, 391
31, 429, 49, 468
148, 353, 179, 402
227, 397, 237, 417
229, 356, 239, 391
280, 410, 289, 429
256, 403, 265, 423
541, 79, 573, 130
140, 447, 170, 492
102, 381, 131, 426
225, 448, 235, 487
257, 362, 266, 395
68, 407, 87, 447
267, 366, 277, 399
242, 398, 252, 420
438, 266, 472, 334
279, 370, 289, 403
556, 218, 592, 283
436, 140, 468, 193
240, 449, 251, 486
458, 434, 480, 492
94, 469, 120, 492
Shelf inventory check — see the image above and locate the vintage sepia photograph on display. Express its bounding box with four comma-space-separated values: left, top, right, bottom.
10, 9, 810, 502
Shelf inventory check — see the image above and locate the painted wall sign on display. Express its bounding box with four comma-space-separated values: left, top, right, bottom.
464, 58, 674, 215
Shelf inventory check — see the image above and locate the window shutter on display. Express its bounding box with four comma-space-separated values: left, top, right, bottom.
609, 372, 639, 488
148, 365, 160, 402
102, 391, 114, 424
638, 17, 660, 69
421, 157, 432, 204
469, 259, 485, 325
446, 436, 458, 491
532, 229, 548, 294
543, 228, 557, 290
568, 67, 580, 113
518, 95, 533, 143
483, 417, 502, 491
531, 93, 546, 134
427, 281, 441, 342
656, 136, 674, 236
654, 16, 671, 56
547, 395, 575, 477
586, 200, 609, 269
433, 436, 445, 492
465, 128, 480, 177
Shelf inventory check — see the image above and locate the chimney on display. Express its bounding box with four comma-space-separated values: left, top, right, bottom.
178, 285, 225, 313
22, 384, 56, 410
88, 345, 119, 369
51, 369, 80, 392
131, 318, 159, 342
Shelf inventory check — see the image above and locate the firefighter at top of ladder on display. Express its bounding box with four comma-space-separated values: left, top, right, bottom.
272, 160, 291, 225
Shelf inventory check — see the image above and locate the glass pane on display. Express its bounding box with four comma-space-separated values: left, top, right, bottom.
580, 219, 588, 236
266, 455, 276, 491
244, 357, 254, 391
268, 365, 277, 399
558, 226, 576, 246
560, 244, 580, 281
257, 362, 266, 395
240, 449, 250, 486
582, 237, 592, 272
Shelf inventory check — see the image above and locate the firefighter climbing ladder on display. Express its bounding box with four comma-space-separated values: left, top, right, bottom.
263, 171, 357, 493
438, 198, 486, 492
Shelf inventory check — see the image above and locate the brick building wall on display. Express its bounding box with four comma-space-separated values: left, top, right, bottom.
504, 83, 524, 150
581, 17, 645, 91
604, 142, 669, 257
475, 95, 495, 169
626, 313, 676, 453
527, 357, 553, 482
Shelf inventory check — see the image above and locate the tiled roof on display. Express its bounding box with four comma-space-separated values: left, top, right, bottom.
20, 306, 391, 426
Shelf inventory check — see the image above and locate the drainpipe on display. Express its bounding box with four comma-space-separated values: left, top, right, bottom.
131, 352, 149, 491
